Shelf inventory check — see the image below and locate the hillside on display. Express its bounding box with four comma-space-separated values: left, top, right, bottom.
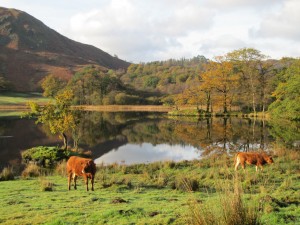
0, 7, 130, 91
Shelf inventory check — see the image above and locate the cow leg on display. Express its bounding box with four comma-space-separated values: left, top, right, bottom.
91, 176, 94, 191
241, 163, 245, 170
68, 173, 72, 190
234, 158, 240, 171
73, 174, 77, 190
84, 176, 89, 191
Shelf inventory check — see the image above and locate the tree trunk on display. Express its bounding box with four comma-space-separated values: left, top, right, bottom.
62, 133, 68, 150
224, 92, 228, 113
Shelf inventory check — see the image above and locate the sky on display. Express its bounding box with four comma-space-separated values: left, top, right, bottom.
0, 0, 300, 63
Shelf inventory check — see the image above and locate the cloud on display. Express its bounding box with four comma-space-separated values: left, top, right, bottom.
199, 35, 247, 57
94, 143, 200, 165
68, 0, 215, 62
250, 0, 300, 41
207, 0, 284, 10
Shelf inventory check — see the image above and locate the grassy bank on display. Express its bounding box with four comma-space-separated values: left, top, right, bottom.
0, 92, 51, 113
0, 149, 299, 224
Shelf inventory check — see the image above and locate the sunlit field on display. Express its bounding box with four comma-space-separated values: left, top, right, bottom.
0, 148, 299, 225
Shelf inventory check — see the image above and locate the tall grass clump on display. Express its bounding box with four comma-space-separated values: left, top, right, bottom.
21, 164, 41, 178
39, 177, 54, 191
0, 166, 14, 181
187, 176, 261, 225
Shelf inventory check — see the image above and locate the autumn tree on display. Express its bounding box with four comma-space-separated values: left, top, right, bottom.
201, 57, 239, 113
26, 89, 80, 150
226, 48, 267, 113
41, 74, 66, 97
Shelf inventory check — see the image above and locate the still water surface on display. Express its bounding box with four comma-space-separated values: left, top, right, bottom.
0, 111, 299, 168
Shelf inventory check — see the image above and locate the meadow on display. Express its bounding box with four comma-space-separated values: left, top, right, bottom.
0, 148, 299, 225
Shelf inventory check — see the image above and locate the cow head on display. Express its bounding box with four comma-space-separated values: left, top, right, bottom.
265, 155, 274, 164
81, 160, 94, 173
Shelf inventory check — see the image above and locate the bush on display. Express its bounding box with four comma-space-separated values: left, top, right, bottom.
21, 146, 91, 167
0, 167, 14, 181
21, 164, 41, 178
21, 146, 66, 167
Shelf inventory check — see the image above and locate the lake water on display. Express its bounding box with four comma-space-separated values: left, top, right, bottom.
0, 111, 299, 169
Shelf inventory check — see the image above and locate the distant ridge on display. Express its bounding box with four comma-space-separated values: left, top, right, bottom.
0, 7, 130, 91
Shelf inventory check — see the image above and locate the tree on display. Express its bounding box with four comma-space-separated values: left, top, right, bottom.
0, 76, 12, 92
201, 57, 239, 113
68, 66, 125, 105
26, 89, 80, 150
226, 48, 267, 113
41, 74, 66, 97
269, 59, 300, 120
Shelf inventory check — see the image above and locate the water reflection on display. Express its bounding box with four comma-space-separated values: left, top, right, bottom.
0, 111, 299, 169
95, 143, 201, 165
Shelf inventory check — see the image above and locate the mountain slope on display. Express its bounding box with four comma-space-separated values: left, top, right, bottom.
0, 7, 130, 91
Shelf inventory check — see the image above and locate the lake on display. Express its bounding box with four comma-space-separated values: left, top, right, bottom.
0, 111, 299, 169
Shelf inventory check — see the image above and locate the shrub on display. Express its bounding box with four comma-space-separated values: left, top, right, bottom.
21, 164, 41, 178
21, 146, 91, 167
21, 146, 66, 167
0, 167, 14, 181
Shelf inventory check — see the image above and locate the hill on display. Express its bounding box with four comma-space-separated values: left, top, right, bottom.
0, 7, 130, 91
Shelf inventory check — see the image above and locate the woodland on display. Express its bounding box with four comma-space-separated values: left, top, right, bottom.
2, 47, 299, 120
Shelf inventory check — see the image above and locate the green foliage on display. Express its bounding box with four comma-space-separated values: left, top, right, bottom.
121, 56, 208, 95
144, 76, 160, 88
68, 66, 127, 105
21, 146, 68, 166
269, 59, 300, 120
0, 76, 12, 92
21, 146, 89, 167
41, 74, 66, 97
26, 89, 80, 149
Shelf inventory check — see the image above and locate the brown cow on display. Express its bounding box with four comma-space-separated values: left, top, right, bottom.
234, 152, 273, 171
67, 156, 96, 191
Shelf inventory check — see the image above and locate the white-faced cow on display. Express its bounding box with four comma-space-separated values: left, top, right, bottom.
67, 156, 96, 191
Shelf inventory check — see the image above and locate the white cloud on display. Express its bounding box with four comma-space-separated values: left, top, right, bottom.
251, 0, 300, 41
1, 0, 300, 61
68, 0, 215, 62
207, 0, 284, 10
200, 35, 247, 57
94, 143, 200, 165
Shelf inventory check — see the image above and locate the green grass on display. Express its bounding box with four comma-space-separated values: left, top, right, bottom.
0, 149, 299, 225
0, 92, 51, 106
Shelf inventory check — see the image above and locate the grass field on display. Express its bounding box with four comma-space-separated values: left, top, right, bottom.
0, 148, 299, 225
0, 92, 51, 106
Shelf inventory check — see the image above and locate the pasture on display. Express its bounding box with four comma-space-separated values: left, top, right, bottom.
0, 149, 299, 225
0, 92, 51, 107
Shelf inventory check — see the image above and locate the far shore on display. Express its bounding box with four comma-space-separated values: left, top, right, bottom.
0, 104, 269, 119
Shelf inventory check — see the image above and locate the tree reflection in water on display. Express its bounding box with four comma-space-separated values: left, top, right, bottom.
0, 112, 299, 168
